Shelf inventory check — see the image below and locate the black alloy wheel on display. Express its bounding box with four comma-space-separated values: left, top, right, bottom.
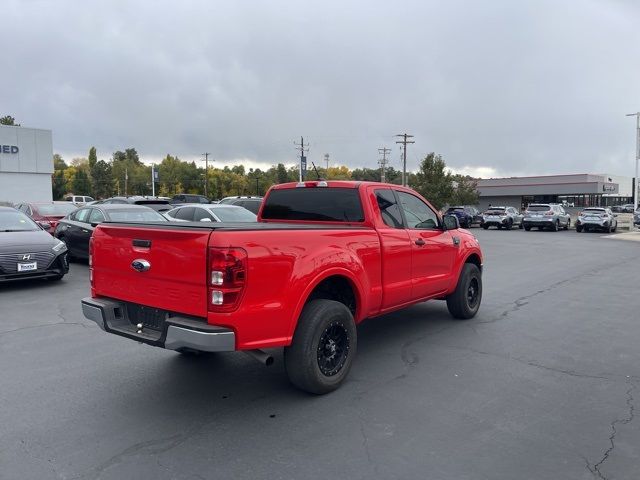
317, 323, 349, 376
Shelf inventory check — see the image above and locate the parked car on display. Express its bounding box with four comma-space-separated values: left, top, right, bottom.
522, 204, 571, 231
98, 196, 173, 213
165, 204, 257, 222
575, 207, 617, 233
81, 181, 483, 394
15, 201, 78, 234
481, 206, 523, 230
54, 204, 168, 260
634, 209, 640, 228
170, 194, 211, 205
0, 206, 69, 282
64, 195, 95, 206
444, 206, 482, 228
218, 196, 263, 214
621, 204, 636, 213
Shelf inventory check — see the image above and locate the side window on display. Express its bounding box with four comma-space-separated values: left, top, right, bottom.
75, 209, 91, 223
375, 189, 404, 228
193, 208, 214, 222
396, 191, 439, 229
175, 207, 195, 221
88, 209, 105, 224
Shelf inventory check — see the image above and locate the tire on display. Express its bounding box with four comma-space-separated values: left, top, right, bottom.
552, 220, 559, 232
284, 299, 357, 394
607, 222, 612, 233
497, 224, 502, 230
482, 224, 489, 230
576, 225, 583, 233
446, 263, 482, 320
612, 223, 617, 233
564, 219, 570, 230
506, 219, 513, 230
524, 226, 531, 231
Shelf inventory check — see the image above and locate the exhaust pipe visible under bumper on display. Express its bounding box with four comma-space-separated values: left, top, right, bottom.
244, 349, 274, 366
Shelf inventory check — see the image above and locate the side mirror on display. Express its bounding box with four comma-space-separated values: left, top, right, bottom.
443, 214, 459, 230
199, 217, 212, 222
37, 221, 51, 230
90, 222, 101, 227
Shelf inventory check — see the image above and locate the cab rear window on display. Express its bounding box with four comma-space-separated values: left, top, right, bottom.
262, 188, 364, 222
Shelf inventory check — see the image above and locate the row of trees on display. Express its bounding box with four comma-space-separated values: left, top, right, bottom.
52, 148, 478, 209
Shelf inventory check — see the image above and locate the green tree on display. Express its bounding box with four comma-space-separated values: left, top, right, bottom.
276, 163, 289, 184
53, 154, 67, 170
0, 115, 18, 126
51, 170, 67, 199
72, 169, 91, 195
409, 153, 454, 210
451, 174, 479, 206
91, 160, 113, 199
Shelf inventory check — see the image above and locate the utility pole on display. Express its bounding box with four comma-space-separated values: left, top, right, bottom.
626, 113, 640, 214
395, 133, 415, 187
378, 147, 391, 183
124, 167, 128, 196
255, 172, 261, 195
202, 152, 210, 197
294, 137, 309, 182
151, 164, 155, 197
324, 153, 330, 172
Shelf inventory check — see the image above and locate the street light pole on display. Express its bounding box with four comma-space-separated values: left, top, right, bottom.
202, 152, 210, 197
626, 113, 639, 214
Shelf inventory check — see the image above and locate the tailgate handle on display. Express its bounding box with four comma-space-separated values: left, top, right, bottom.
132, 239, 152, 248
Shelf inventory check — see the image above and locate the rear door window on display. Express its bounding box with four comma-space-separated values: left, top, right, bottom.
375, 189, 404, 228
174, 207, 195, 221
193, 208, 215, 222
75, 208, 91, 223
88, 209, 105, 224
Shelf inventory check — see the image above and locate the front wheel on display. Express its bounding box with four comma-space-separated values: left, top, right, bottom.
524, 225, 531, 231
506, 219, 513, 230
576, 225, 583, 232
284, 299, 357, 394
446, 263, 482, 320
482, 224, 489, 230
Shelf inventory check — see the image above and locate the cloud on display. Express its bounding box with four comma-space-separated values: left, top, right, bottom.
4, 0, 640, 178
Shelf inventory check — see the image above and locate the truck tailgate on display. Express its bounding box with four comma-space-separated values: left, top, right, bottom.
91, 224, 211, 317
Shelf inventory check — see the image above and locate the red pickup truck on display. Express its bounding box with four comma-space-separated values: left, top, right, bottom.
81, 181, 483, 394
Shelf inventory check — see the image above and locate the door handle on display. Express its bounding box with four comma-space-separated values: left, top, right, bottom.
82, 229, 89, 233
415, 238, 425, 246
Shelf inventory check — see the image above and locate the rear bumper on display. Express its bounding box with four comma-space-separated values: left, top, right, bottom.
81, 297, 236, 352
523, 218, 554, 227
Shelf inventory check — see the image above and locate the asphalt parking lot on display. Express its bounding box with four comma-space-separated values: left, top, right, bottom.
1, 228, 639, 480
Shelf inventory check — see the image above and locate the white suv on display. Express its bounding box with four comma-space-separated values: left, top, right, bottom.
64, 195, 94, 206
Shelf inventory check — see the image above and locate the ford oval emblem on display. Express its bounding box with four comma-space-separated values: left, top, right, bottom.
131, 259, 151, 272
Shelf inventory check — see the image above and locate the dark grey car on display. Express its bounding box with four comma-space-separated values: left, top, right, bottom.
523, 204, 571, 231
0, 207, 69, 282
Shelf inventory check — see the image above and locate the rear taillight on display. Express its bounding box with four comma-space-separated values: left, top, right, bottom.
208, 247, 247, 312
544, 211, 554, 216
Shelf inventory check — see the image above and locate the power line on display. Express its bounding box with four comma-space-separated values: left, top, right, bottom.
378, 147, 391, 183
395, 133, 415, 187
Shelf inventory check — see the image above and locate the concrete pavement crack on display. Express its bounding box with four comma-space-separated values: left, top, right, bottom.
478, 255, 640, 325
0, 321, 93, 338
587, 379, 636, 480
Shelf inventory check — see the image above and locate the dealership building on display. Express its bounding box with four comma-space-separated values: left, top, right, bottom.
476, 173, 635, 211
0, 124, 53, 203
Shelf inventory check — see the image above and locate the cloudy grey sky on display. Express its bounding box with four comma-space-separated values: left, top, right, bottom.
4, 0, 640, 177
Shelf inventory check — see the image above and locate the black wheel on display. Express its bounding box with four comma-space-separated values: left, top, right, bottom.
446, 263, 482, 320
552, 220, 559, 232
506, 219, 513, 230
564, 219, 570, 230
576, 225, 583, 233
284, 299, 356, 394
497, 224, 502, 230
482, 224, 489, 230
524, 225, 531, 231
607, 222, 612, 233
612, 223, 617, 232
